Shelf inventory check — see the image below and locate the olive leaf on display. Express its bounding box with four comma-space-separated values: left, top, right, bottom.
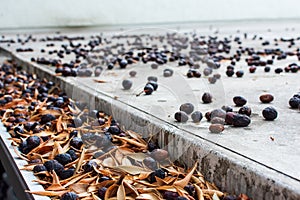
173, 162, 198, 188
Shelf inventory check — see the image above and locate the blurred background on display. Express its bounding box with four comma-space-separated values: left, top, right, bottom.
0, 0, 300, 29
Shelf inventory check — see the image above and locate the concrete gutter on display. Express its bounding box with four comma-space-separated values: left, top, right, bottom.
1, 37, 300, 199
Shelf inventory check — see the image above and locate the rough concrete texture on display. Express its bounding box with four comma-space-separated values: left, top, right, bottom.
0, 21, 300, 199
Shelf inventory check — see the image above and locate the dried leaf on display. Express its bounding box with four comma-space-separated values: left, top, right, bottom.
46, 171, 65, 191
63, 172, 90, 187
102, 157, 117, 167
194, 184, 204, 200
13, 146, 29, 161
54, 141, 64, 155
104, 184, 118, 200
69, 183, 88, 194
121, 157, 132, 166
115, 149, 124, 164
123, 180, 139, 197
93, 79, 107, 83
126, 130, 147, 145
174, 162, 197, 188
20, 165, 35, 171
92, 193, 102, 200
126, 153, 147, 162
117, 182, 126, 200
32, 179, 51, 185
114, 165, 151, 175
79, 176, 97, 184
26, 190, 68, 196
56, 116, 63, 133
202, 189, 223, 197
75, 148, 86, 173
138, 172, 152, 180
114, 135, 147, 149
136, 193, 161, 200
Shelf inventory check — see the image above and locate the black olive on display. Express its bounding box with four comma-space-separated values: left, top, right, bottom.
61, 192, 78, 200
55, 153, 72, 166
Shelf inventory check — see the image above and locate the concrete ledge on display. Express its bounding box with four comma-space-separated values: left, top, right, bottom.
1, 41, 300, 200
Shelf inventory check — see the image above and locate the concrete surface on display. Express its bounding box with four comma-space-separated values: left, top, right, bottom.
0, 21, 300, 199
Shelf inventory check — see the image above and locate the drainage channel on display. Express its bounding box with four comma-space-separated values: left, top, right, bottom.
0, 42, 300, 200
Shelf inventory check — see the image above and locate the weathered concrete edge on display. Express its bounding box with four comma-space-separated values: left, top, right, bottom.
0, 122, 50, 200
1, 47, 300, 200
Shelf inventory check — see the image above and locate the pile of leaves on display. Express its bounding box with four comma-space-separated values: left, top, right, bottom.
0, 59, 250, 200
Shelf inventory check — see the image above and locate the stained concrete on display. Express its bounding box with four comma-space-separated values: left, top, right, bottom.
0, 20, 300, 199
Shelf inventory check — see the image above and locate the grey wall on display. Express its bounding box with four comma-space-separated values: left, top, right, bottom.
0, 0, 299, 29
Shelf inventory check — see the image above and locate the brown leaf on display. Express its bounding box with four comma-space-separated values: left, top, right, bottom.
114, 165, 151, 175
115, 149, 125, 164
92, 193, 102, 200
126, 130, 147, 145
126, 153, 147, 162
32, 179, 51, 185
136, 193, 161, 200
174, 162, 197, 188
75, 148, 86, 173
117, 181, 126, 200
20, 165, 35, 171
63, 172, 90, 187
194, 184, 204, 200
133, 180, 157, 188
56, 116, 63, 133
202, 189, 223, 197
26, 190, 68, 196
138, 172, 152, 180
123, 180, 139, 197
69, 183, 88, 194
13, 146, 29, 161
102, 157, 117, 167
104, 184, 118, 200
121, 157, 132, 166
93, 79, 107, 83
46, 171, 65, 191
79, 176, 97, 184
54, 141, 64, 155
114, 135, 147, 149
